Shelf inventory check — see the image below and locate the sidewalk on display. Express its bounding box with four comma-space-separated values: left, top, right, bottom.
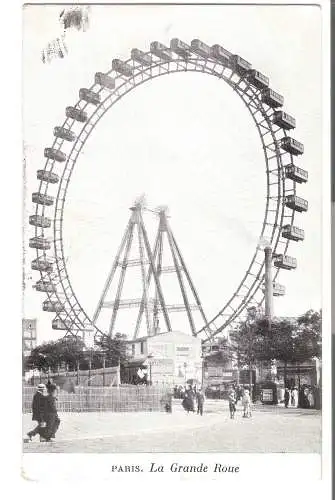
173, 398, 320, 415
22, 403, 321, 453
23, 399, 320, 445
23, 409, 223, 444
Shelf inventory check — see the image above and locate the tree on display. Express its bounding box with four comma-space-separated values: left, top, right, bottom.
229, 308, 266, 362
94, 332, 129, 366
25, 333, 130, 373
204, 337, 233, 366
295, 309, 322, 361
229, 309, 322, 386
57, 336, 86, 370
229, 311, 269, 391
256, 310, 321, 364
25, 340, 63, 372
260, 319, 297, 383
26, 336, 87, 372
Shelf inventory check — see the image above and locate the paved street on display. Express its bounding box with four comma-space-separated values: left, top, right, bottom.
23, 400, 321, 453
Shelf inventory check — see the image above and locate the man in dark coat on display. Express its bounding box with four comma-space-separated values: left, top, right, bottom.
43, 383, 61, 441
26, 383, 47, 441
196, 388, 205, 416
284, 388, 291, 408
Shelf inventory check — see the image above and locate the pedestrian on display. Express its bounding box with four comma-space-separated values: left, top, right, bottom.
187, 384, 196, 412
291, 387, 298, 407
236, 385, 243, 404
307, 389, 315, 408
182, 385, 195, 413
228, 389, 237, 419
26, 383, 47, 442
196, 388, 205, 416
284, 387, 291, 408
242, 389, 252, 418
42, 383, 61, 441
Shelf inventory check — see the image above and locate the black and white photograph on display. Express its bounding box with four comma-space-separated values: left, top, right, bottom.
19, 1, 330, 485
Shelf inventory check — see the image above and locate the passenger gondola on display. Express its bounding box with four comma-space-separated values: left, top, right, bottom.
285, 164, 308, 183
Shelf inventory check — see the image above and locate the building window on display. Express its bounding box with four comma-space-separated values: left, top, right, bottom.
140, 342, 144, 354
132, 344, 135, 356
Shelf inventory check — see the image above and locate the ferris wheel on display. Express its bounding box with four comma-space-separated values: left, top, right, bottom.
29, 38, 308, 344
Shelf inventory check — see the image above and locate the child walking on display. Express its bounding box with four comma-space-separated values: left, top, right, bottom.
242, 389, 252, 418
228, 389, 237, 419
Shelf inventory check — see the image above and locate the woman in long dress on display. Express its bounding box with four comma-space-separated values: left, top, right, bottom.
182, 385, 195, 413
42, 383, 61, 441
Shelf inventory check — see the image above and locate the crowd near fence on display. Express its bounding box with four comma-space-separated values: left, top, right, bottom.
23, 384, 173, 413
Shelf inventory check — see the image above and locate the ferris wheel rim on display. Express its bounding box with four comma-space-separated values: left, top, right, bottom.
31, 42, 301, 342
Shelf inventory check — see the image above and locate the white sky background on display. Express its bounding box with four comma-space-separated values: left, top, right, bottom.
22, 4, 322, 343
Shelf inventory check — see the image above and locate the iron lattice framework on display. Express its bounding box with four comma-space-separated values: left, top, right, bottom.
92, 203, 210, 340
29, 38, 307, 344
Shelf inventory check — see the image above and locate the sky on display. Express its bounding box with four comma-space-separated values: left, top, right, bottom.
22, 4, 322, 343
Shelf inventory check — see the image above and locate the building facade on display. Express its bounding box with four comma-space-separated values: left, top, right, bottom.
123, 331, 202, 386
22, 318, 37, 357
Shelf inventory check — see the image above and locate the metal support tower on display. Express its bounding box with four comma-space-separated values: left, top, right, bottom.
93, 201, 171, 337
134, 208, 209, 338
93, 203, 209, 339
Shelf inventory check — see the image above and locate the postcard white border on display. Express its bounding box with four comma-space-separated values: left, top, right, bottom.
0, 0, 331, 498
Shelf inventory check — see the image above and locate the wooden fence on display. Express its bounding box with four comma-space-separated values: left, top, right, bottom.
22, 385, 172, 413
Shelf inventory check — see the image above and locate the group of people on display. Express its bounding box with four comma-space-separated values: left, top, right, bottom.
180, 384, 253, 420
25, 381, 60, 443
228, 387, 252, 419
181, 385, 206, 415
283, 387, 299, 408
283, 386, 317, 408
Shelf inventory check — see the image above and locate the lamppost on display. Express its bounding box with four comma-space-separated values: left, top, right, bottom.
102, 351, 106, 387
147, 353, 154, 385
201, 353, 205, 388
83, 329, 95, 387
88, 351, 92, 387
83, 347, 93, 386
76, 357, 80, 386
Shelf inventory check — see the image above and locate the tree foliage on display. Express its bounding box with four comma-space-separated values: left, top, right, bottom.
205, 337, 233, 365
229, 309, 322, 370
25, 336, 86, 372
295, 309, 322, 361
25, 333, 130, 372
95, 332, 128, 366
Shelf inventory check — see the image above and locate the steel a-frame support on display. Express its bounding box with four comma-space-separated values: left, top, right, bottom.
108, 216, 135, 336
163, 216, 197, 336
92, 217, 133, 324
161, 209, 210, 336
171, 231, 210, 328
138, 209, 172, 334
93, 203, 171, 338
133, 218, 169, 339
135, 208, 209, 338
